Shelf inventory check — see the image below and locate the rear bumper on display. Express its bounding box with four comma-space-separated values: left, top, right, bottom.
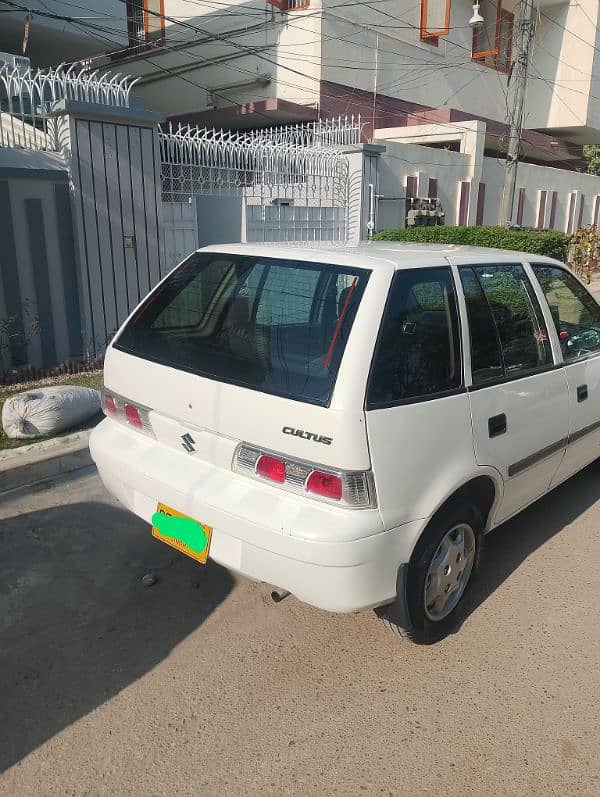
89, 420, 426, 613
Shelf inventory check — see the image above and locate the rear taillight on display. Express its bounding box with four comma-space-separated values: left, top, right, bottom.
306, 470, 343, 501
102, 391, 117, 416
256, 454, 286, 484
101, 388, 154, 437
125, 403, 143, 429
233, 444, 376, 509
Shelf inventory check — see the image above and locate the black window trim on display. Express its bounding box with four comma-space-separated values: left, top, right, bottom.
364, 265, 465, 411
529, 261, 600, 368
466, 361, 563, 392
459, 261, 555, 388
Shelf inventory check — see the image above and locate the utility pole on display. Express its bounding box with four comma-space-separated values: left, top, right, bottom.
500, 0, 536, 226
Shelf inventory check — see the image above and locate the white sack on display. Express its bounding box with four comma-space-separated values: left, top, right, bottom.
2, 385, 101, 439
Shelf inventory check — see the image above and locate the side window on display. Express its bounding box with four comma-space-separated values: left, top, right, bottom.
533, 265, 600, 362
367, 267, 462, 407
460, 268, 503, 384
460, 264, 553, 384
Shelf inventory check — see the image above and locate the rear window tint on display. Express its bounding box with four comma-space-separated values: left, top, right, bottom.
114, 253, 369, 407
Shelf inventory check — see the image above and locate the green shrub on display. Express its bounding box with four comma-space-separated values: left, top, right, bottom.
373, 226, 570, 261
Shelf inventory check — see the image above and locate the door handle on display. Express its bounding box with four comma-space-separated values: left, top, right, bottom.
577, 384, 588, 403
488, 413, 507, 438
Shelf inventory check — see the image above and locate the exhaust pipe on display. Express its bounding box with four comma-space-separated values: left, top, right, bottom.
270, 588, 290, 603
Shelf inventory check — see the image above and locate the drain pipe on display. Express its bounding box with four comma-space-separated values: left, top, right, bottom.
367, 183, 376, 239
271, 588, 291, 603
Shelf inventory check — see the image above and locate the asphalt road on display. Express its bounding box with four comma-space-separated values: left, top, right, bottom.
1, 465, 599, 796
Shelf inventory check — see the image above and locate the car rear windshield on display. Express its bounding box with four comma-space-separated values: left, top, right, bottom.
114, 252, 370, 406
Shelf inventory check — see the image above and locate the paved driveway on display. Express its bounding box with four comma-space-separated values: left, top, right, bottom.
1, 466, 599, 796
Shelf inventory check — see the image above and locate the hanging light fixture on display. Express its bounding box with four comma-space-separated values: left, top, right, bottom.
469, 2, 485, 27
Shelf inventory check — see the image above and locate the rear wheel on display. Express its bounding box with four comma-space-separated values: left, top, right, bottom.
379, 501, 483, 643
422, 522, 476, 622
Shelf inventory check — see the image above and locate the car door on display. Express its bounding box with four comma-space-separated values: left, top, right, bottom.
365, 266, 475, 531
530, 263, 600, 484
455, 261, 570, 524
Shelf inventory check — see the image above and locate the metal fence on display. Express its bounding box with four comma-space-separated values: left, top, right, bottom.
0, 63, 139, 150
241, 115, 364, 148
159, 123, 351, 242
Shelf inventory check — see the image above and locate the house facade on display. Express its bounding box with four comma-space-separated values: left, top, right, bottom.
86, 2, 598, 159
2, 0, 600, 239
3, 1, 599, 159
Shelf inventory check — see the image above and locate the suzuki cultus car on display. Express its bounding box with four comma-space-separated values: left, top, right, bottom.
90, 244, 600, 642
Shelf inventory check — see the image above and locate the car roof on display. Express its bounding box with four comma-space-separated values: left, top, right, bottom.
198, 242, 563, 271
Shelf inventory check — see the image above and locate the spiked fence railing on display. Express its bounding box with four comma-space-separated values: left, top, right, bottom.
241, 115, 364, 148
159, 123, 350, 199
159, 123, 351, 241
0, 63, 140, 150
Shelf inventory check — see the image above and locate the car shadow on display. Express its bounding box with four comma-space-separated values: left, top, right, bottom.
450, 462, 600, 639
0, 500, 234, 773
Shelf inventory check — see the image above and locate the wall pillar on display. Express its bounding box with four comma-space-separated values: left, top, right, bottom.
51, 98, 165, 357
344, 143, 387, 244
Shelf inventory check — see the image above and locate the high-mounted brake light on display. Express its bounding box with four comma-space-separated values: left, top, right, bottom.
233, 444, 377, 509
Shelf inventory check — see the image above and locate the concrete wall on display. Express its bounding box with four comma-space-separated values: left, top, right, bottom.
119, 0, 295, 118
371, 134, 600, 233
0, 149, 80, 373
375, 139, 471, 230
480, 158, 600, 231
525, 0, 600, 141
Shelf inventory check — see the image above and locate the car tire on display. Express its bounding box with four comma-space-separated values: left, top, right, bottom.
379, 500, 484, 644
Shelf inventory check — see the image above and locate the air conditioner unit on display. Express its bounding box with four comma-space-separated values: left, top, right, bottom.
0, 52, 31, 74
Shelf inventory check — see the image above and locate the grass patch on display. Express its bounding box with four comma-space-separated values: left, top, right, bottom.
0, 371, 104, 452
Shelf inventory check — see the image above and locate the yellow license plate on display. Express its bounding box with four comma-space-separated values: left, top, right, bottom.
152, 502, 212, 565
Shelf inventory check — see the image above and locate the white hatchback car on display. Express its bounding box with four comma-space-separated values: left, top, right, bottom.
90, 243, 600, 642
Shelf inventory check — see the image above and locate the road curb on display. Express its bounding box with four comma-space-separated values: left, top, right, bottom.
0, 430, 94, 494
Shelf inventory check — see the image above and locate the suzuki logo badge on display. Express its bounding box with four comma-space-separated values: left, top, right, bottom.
181, 433, 195, 453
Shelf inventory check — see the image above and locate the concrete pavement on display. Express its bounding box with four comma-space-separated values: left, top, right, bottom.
1, 466, 599, 796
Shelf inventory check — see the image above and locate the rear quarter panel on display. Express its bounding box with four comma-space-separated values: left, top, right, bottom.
366, 393, 482, 529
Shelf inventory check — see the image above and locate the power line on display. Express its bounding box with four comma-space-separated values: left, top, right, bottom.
2, 0, 593, 162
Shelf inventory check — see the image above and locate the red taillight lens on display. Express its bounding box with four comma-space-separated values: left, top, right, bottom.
559, 330, 570, 340
103, 393, 117, 415
306, 470, 343, 501
256, 454, 286, 484
234, 444, 376, 507
125, 403, 143, 429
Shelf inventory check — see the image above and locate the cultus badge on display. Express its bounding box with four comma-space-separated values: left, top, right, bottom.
282, 426, 333, 445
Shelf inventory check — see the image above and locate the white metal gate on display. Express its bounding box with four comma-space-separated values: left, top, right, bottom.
159, 119, 361, 245
162, 200, 199, 270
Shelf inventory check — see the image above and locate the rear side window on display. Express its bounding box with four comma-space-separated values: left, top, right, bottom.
367, 267, 462, 408
533, 265, 600, 363
459, 264, 552, 385
115, 253, 369, 407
